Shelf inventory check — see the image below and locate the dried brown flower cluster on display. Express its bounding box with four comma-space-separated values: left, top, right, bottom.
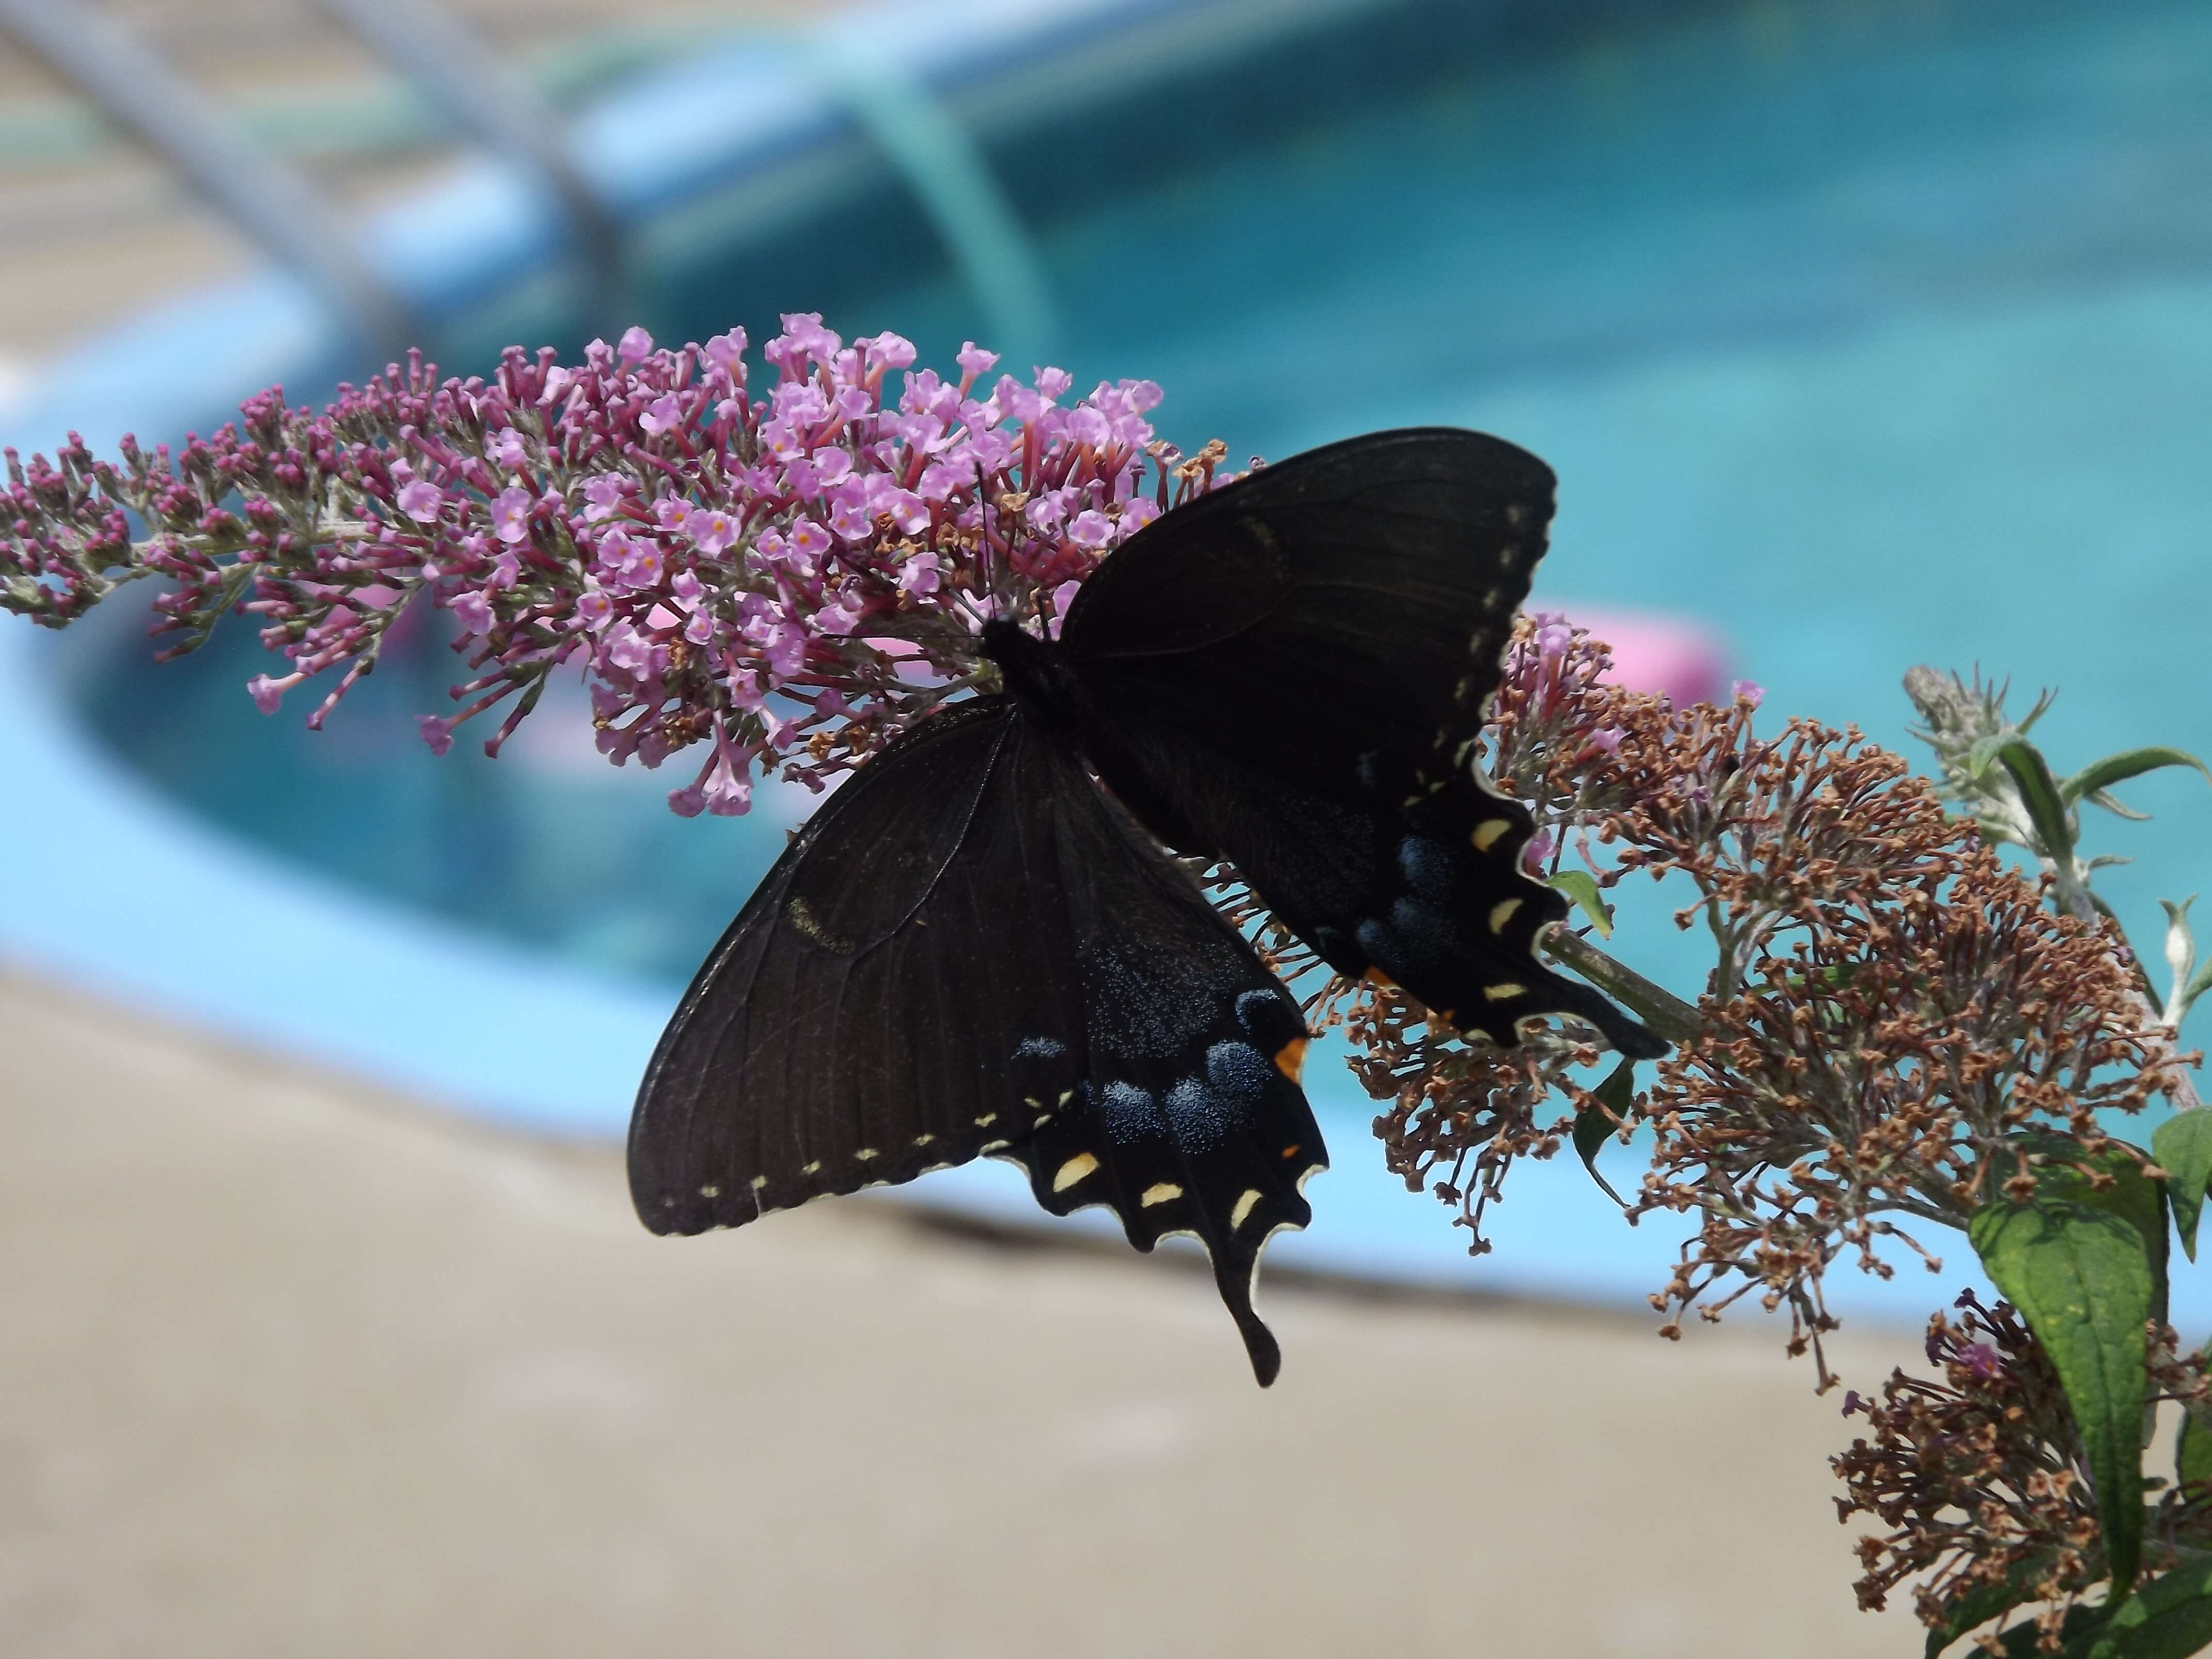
1354, 619, 2166, 1384
1833, 1293, 2211, 1652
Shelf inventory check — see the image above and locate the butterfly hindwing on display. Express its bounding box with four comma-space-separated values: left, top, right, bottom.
1046, 427, 1664, 1059
627, 697, 1327, 1382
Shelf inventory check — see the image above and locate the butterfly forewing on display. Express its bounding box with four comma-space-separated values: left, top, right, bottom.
627, 697, 1327, 1382
1055, 428, 1664, 1060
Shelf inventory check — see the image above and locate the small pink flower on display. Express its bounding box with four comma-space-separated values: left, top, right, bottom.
686, 507, 739, 556
247, 671, 300, 714
789, 519, 832, 563
395, 480, 443, 523
451, 589, 495, 635
575, 589, 614, 630
614, 541, 665, 591
617, 326, 654, 364
898, 551, 942, 597
491, 486, 534, 544
702, 765, 752, 816
581, 475, 626, 523
703, 328, 746, 370
640, 394, 686, 436
1066, 509, 1114, 549
884, 492, 929, 536
1731, 678, 1765, 709
485, 428, 529, 469
956, 340, 999, 384
416, 715, 456, 756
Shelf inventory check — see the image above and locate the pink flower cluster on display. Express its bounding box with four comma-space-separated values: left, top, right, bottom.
2, 315, 1229, 814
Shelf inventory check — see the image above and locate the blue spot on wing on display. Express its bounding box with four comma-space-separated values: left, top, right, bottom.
1099, 1080, 1162, 1144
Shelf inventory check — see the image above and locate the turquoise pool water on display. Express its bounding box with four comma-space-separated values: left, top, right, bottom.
79, 0, 2212, 1022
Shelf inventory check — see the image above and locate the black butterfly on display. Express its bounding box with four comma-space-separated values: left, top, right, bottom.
627, 428, 1664, 1385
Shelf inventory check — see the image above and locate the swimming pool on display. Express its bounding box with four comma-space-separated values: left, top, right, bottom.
7, 0, 2210, 1323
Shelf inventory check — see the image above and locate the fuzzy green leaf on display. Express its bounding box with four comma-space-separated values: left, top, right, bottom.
2009, 1134, 2169, 1302
1924, 1555, 2059, 1657
1993, 1602, 2106, 1656
2060, 746, 2212, 808
1572, 1059, 1635, 1207
1995, 738, 2079, 863
2152, 1113, 2212, 1263
2180, 1408, 2212, 1491
1969, 1195, 2154, 1593
1546, 869, 1613, 939
2081, 1555, 2212, 1657
2181, 958, 2212, 1028
2089, 787, 2153, 822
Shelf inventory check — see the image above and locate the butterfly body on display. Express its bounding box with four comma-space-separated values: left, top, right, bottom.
629, 428, 1662, 1386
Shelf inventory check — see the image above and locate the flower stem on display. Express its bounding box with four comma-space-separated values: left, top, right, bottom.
1541, 926, 1703, 1047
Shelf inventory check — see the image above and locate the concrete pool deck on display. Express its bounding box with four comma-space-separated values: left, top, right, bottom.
0, 967, 1925, 1657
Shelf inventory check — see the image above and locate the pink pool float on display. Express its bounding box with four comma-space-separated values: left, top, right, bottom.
1544, 606, 1729, 706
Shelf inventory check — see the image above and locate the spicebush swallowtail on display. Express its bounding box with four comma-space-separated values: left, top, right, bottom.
628, 428, 1664, 1384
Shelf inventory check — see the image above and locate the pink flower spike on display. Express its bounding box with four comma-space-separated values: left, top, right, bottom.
617, 326, 654, 364
395, 480, 443, 523
491, 485, 534, 544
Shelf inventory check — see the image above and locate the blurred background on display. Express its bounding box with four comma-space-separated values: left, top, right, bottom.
3, 0, 2208, 1652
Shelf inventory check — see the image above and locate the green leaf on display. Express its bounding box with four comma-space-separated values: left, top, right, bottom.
2089, 788, 2153, 822
2181, 958, 2212, 1029
2061, 746, 2212, 808
2008, 1134, 2170, 1293
1572, 1059, 1635, 1207
2179, 1405, 2212, 1491
1970, 1195, 2155, 1593
1545, 869, 1613, 938
1992, 1602, 2107, 1657
2153, 1113, 2212, 1263
1995, 738, 2079, 863
1924, 1555, 2060, 1657
2084, 1555, 2212, 1657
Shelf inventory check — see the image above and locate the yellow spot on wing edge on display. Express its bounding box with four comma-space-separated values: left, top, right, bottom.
854, 1147, 878, 1161
1273, 1036, 1308, 1082
1483, 982, 1525, 1002
1489, 896, 1523, 934
749, 1175, 767, 1191
1230, 1189, 1262, 1230
1472, 818, 1512, 852
801, 1161, 821, 1175
979, 1140, 1010, 1154
1053, 1152, 1099, 1192
1140, 1183, 1182, 1207
974, 1113, 997, 1127
700, 1184, 720, 1198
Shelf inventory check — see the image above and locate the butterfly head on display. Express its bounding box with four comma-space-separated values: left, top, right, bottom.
979, 619, 1082, 728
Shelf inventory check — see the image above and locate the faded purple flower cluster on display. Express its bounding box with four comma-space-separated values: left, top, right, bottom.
2, 316, 1226, 815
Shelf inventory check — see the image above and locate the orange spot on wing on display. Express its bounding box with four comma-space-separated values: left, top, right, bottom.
1281, 1144, 1302, 1160
1273, 1036, 1309, 1082
1362, 968, 1397, 991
